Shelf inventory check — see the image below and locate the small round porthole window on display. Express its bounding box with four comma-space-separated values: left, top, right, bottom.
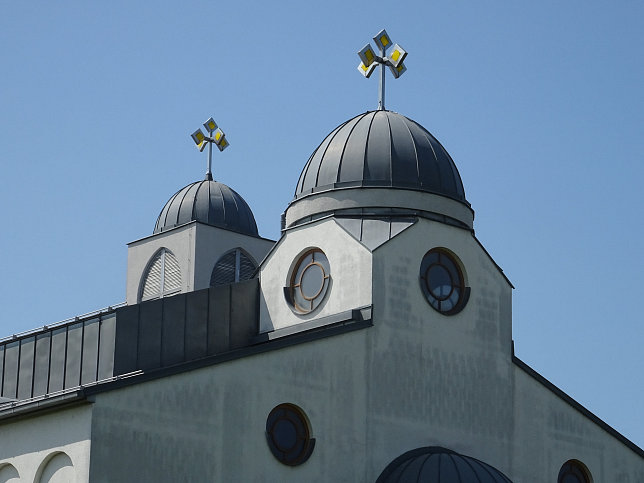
287, 249, 330, 314
265, 403, 315, 466
419, 248, 468, 315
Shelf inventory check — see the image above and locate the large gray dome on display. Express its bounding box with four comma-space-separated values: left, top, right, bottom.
154, 179, 259, 237
377, 447, 513, 483
285, 111, 474, 230
295, 110, 467, 204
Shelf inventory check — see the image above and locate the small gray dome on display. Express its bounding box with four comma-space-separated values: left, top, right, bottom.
377, 447, 513, 483
295, 110, 467, 204
154, 180, 259, 237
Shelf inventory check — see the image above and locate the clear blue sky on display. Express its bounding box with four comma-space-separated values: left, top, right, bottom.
1, 1, 642, 448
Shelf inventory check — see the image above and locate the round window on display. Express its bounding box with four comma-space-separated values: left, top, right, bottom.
419, 248, 467, 314
288, 249, 330, 314
265, 403, 315, 466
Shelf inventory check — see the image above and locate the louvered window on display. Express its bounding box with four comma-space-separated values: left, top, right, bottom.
211, 248, 257, 286
140, 248, 182, 301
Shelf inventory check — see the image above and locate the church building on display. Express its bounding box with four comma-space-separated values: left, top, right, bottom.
1, 32, 642, 482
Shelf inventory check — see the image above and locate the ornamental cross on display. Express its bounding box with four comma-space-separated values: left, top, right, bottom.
190, 117, 229, 180
357, 29, 408, 110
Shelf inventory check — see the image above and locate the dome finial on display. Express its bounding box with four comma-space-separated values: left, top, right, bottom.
190, 116, 230, 180
357, 29, 408, 110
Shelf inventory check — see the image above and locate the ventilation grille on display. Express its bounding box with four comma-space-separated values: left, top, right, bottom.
211, 249, 258, 286
239, 252, 256, 281
142, 252, 163, 299
163, 251, 181, 292
140, 249, 182, 301
212, 251, 237, 286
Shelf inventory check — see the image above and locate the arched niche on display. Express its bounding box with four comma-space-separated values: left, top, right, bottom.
0, 463, 20, 483
34, 452, 75, 483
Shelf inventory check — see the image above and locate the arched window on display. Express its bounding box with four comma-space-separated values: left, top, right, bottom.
139, 248, 181, 302
211, 248, 257, 286
558, 460, 592, 483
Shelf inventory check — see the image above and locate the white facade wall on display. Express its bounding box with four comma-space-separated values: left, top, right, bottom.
126, 222, 273, 304
126, 224, 195, 304
1, 217, 641, 482
511, 366, 644, 482
0, 404, 92, 483
363, 218, 516, 476
285, 188, 475, 229
259, 218, 372, 333
87, 330, 371, 482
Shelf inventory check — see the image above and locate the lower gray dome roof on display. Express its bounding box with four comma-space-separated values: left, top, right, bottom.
295, 110, 467, 205
376, 446, 513, 483
154, 179, 259, 237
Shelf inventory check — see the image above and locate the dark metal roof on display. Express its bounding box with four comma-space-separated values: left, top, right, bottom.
295, 110, 467, 204
153, 179, 259, 237
376, 446, 513, 483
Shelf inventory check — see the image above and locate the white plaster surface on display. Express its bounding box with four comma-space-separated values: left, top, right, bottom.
2, 214, 642, 482
511, 365, 644, 482
285, 187, 475, 228
87, 329, 371, 482
126, 222, 273, 304
87, 216, 642, 481
37, 452, 75, 483
259, 218, 372, 333
126, 224, 194, 304
0, 404, 92, 483
0, 463, 20, 483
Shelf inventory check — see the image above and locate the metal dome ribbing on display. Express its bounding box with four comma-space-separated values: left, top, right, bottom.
153, 179, 259, 237
295, 110, 467, 205
377, 447, 513, 483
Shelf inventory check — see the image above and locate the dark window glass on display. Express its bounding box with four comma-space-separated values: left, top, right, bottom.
265, 403, 315, 466
274, 419, 298, 450
428, 264, 453, 299
420, 248, 467, 315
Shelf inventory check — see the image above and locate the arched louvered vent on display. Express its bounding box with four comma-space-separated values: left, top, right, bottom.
163, 250, 181, 293
141, 252, 163, 299
212, 251, 236, 285
140, 248, 182, 302
239, 251, 256, 280
211, 248, 258, 286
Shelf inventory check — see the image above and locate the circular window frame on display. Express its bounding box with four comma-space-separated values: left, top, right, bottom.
286, 248, 331, 315
265, 403, 315, 466
419, 248, 469, 315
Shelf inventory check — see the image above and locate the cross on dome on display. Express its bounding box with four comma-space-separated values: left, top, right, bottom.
190, 117, 230, 180
357, 29, 408, 110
